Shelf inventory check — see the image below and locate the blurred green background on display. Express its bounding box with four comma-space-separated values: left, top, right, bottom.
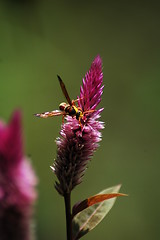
0, 0, 160, 239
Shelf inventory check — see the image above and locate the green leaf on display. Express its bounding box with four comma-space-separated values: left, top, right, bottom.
72, 192, 126, 218
72, 184, 122, 239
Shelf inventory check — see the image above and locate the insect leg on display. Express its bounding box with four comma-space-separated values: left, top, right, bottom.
62, 115, 64, 124
83, 109, 95, 115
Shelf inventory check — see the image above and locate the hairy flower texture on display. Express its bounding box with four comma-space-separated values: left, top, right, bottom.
0, 111, 37, 240
52, 56, 104, 196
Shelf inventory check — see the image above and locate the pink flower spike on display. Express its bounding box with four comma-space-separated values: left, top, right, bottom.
0, 110, 38, 240
51, 56, 104, 196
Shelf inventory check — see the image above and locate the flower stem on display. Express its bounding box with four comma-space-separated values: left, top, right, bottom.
64, 192, 72, 240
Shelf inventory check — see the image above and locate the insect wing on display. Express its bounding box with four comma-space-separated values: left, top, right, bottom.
57, 75, 72, 106
34, 110, 65, 118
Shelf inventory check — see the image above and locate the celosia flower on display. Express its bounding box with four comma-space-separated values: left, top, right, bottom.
51, 56, 104, 196
0, 111, 37, 240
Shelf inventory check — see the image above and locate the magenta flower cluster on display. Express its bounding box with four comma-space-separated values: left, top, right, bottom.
51, 56, 104, 196
0, 111, 37, 240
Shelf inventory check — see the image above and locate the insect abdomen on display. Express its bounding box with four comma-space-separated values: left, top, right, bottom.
65, 106, 76, 116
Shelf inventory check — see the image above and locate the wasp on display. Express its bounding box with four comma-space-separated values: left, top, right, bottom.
34, 75, 94, 125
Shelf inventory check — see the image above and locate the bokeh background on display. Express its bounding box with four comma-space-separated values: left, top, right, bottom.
0, 0, 160, 239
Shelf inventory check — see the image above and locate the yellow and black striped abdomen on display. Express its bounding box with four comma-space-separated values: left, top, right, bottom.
64, 105, 83, 120
65, 105, 76, 116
